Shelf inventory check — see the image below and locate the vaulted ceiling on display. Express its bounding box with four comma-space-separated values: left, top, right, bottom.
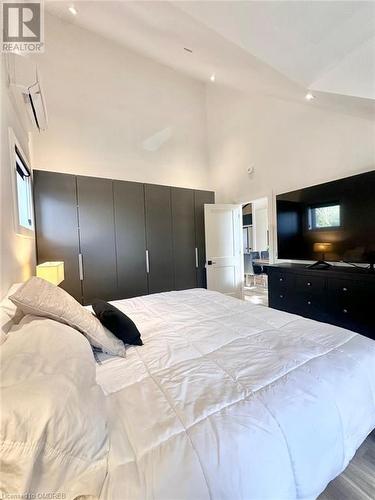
177, 1, 375, 101
46, 1, 375, 116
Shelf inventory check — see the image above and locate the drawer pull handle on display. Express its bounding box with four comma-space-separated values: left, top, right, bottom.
146, 250, 150, 274
307, 301, 311, 305
307, 282, 312, 286
342, 287, 348, 292
78, 253, 84, 281
279, 294, 284, 299
343, 309, 348, 314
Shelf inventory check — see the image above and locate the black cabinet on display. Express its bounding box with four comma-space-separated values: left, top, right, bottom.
268, 264, 375, 339
33, 171, 82, 300
172, 187, 197, 290
144, 184, 175, 294
77, 176, 117, 305
114, 181, 148, 300
194, 190, 215, 288
34, 170, 214, 304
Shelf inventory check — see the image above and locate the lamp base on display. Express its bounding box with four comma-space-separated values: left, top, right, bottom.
306, 260, 332, 270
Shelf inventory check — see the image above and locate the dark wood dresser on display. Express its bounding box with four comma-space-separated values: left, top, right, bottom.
268, 264, 375, 340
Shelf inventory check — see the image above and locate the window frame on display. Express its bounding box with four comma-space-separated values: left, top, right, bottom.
307, 202, 341, 231
9, 128, 34, 237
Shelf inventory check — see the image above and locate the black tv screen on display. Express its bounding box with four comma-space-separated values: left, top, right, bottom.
276, 170, 375, 264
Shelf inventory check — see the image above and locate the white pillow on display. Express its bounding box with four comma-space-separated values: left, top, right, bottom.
0, 283, 24, 343
0, 315, 109, 498
9, 277, 126, 357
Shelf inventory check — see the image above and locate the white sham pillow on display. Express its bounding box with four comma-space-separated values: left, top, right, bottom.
9, 277, 126, 357
1, 315, 109, 498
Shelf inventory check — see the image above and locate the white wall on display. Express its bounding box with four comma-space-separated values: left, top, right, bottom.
31, 14, 210, 190
206, 86, 375, 261
0, 56, 36, 298
207, 87, 375, 204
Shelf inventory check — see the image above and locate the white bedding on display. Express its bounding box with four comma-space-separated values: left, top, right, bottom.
96, 289, 375, 500
1, 315, 108, 499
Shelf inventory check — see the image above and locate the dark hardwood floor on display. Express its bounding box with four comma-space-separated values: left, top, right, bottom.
319, 431, 375, 500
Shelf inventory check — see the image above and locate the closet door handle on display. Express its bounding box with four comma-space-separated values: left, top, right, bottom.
195, 247, 199, 269
145, 250, 150, 274
78, 253, 84, 281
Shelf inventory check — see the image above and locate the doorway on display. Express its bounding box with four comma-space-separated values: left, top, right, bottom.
204, 204, 244, 299
242, 197, 269, 306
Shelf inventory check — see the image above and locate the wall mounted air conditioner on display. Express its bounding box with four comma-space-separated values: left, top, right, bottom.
7, 54, 48, 132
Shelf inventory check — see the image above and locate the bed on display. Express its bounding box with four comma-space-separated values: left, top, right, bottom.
93, 288, 375, 500
1, 284, 374, 499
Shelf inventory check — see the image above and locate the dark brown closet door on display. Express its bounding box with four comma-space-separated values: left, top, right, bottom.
194, 190, 215, 288
77, 176, 117, 305
113, 181, 148, 299
144, 184, 174, 293
171, 187, 197, 290
33, 170, 82, 301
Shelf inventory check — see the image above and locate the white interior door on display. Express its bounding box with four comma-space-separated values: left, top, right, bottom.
204, 204, 243, 298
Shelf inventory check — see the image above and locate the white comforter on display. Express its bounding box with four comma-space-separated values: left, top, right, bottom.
1, 316, 109, 499
96, 289, 375, 500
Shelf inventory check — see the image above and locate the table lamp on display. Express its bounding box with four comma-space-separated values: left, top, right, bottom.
307, 243, 333, 269
36, 261, 65, 285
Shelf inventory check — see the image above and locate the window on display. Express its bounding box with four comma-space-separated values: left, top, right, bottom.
308, 204, 340, 230
9, 128, 34, 236
15, 147, 33, 230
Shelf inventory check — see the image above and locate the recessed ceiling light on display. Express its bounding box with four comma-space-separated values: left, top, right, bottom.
68, 6, 77, 15
210, 73, 216, 82
305, 92, 315, 101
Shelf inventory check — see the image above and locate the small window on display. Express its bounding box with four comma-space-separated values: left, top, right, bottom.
15, 147, 33, 230
308, 204, 340, 230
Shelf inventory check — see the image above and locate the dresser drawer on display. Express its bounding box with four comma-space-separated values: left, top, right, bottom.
327, 278, 374, 310
327, 305, 374, 334
295, 294, 327, 320
269, 289, 294, 312
269, 271, 293, 288
329, 295, 373, 323
295, 275, 325, 294
327, 278, 364, 296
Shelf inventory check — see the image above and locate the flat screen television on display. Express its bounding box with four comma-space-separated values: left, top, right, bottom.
276, 170, 375, 265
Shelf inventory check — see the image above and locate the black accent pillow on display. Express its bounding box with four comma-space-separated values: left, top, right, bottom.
92, 300, 143, 346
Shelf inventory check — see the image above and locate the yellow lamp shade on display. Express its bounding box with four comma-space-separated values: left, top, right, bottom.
36, 261, 64, 285
313, 242, 332, 253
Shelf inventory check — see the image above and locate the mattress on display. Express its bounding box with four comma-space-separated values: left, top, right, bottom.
95, 288, 375, 500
